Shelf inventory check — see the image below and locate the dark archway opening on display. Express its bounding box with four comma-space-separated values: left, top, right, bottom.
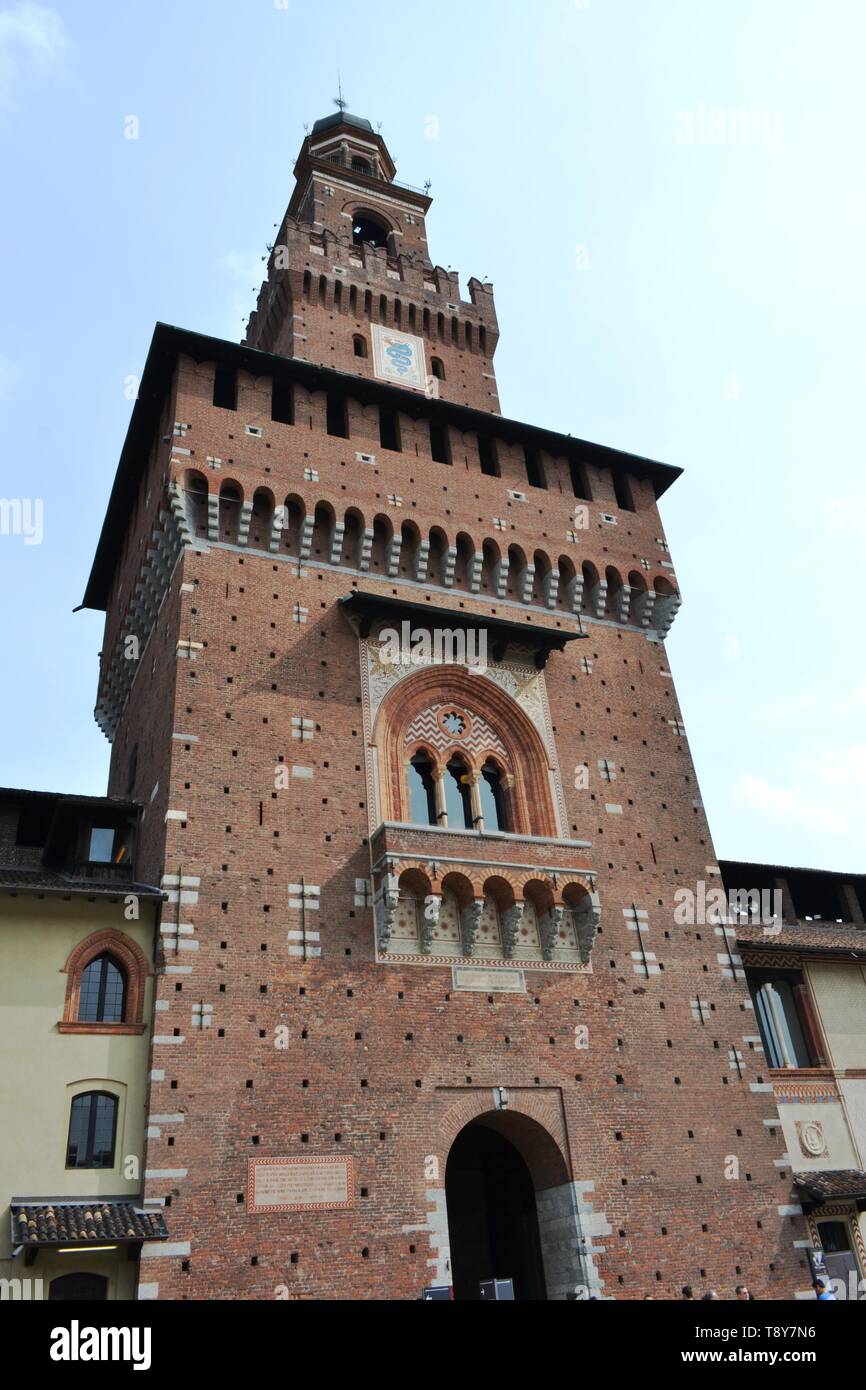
446, 1122, 547, 1301
352, 213, 390, 251
49, 1272, 108, 1301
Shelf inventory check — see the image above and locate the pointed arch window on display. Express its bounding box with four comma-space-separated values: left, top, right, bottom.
378, 671, 562, 841
408, 753, 437, 827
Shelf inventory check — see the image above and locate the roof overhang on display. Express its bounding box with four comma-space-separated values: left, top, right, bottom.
0, 875, 164, 902
339, 590, 586, 669
288, 156, 432, 217
10, 1199, 169, 1263
82, 323, 683, 612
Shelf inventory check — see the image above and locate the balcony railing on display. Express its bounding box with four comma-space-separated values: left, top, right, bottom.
315, 151, 429, 197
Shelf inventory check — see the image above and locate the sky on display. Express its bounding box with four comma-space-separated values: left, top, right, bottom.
0, 0, 863, 872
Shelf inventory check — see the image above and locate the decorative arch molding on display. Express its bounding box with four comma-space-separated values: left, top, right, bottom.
373, 664, 558, 838
805, 1205, 866, 1284
438, 1091, 571, 1192
59, 929, 151, 1036
385, 858, 594, 911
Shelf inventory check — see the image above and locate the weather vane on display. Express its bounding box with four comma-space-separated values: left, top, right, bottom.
333, 76, 347, 114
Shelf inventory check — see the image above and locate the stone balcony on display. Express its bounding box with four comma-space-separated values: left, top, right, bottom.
369, 822, 600, 972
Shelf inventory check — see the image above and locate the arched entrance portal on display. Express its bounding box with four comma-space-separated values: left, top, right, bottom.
446, 1120, 547, 1300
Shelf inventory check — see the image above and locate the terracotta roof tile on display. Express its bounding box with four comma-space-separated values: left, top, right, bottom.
10, 1201, 168, 1246
0, 868, 162, 899
793, 1170, 866, 1202
737, 924, 866, 957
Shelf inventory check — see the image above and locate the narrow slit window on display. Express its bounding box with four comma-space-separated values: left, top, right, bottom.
213, 365, 237, 411
429, 420, 451, 465
326, 396, 349, 439
524, 447, 547, 490
379, 408, 401, 453
478, 436, 500, 477
613, 473, 636, 512
271, 379, 294, 425
569, 458, 592, 500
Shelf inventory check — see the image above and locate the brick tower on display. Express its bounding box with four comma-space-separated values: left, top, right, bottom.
84, 109, 810, 1300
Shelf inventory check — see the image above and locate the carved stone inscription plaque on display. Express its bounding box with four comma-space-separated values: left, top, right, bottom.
248, 1157, 354, 1213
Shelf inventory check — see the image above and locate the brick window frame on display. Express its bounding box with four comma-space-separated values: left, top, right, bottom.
59, 929, 151, 1036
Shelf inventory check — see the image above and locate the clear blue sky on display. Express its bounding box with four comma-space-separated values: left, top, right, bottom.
0, 0, 863, 871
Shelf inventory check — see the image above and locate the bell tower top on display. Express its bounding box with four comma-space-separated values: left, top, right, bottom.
244, 108, 501, 412
305, 110, 397, 184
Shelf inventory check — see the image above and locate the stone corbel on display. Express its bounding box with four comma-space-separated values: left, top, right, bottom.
299, 516, 315, 562
572, 892, 602, 964
443, 545, 457, 588
496, 556, 509, 599
538, 906, 565, 961
500, 903, 524, 959
655, 591, 682, 639
359, 528, 374, 571
420, 894, 441, 955
329, 522, 346, 566
469, 551, 484, 594
386, 534, 402, 578
374, 878, 400, 954
415, 539, 430, 582
237, 500, 254, 547
460, 901, 483, 958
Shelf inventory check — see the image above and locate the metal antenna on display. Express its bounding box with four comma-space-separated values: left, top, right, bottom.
334, 76, 347, 114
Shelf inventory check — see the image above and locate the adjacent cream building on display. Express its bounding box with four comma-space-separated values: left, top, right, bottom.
727, 860, 866, 1298
0, 788, 165, 1301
